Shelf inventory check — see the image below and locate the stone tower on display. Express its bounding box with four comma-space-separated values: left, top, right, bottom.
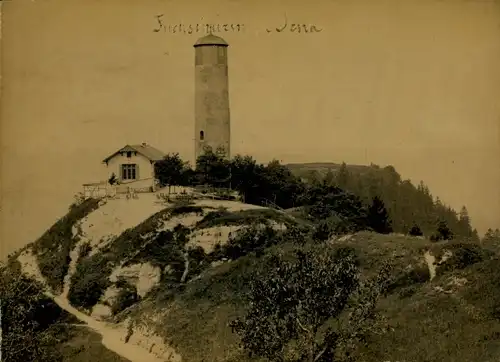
194, 34, 231, 161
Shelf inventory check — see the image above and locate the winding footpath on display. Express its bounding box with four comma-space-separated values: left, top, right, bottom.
17, 250, 169, 362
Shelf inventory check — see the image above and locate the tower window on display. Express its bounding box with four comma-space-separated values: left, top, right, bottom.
126, 151, 132, 158
200, 130, 205, 141
217, 47, 226, 64
195, 51, 203, 65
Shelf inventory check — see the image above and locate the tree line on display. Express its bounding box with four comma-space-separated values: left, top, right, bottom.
153, 150, 477, 241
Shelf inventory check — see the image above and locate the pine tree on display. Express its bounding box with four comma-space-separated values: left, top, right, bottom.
457, 206, 473, 238
336, 162, 350, 190
323, 169, 335, 186
367, 196, 393, 234
437, 220, 453, 241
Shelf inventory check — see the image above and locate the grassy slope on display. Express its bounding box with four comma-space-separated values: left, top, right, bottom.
360, 258, 500, 362
31, 198, 101, 293
133, 233, 500, 362
59, 327, 131, 362
68, 204, 299, 311
19, 197, 500, 362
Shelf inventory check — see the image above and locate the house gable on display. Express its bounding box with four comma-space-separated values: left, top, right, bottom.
103, 144, 166, 164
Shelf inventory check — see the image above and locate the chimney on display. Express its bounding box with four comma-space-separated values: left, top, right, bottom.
142, 142, 147, 146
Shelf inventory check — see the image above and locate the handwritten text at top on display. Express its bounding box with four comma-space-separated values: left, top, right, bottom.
152, 14, 322, 34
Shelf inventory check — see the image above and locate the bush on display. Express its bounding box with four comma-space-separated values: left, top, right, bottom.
111, 285, 140, 316
434, 221, 453, 241
386, 266, 430, 294
68, 254, 112, 310
0, 265, 78, 361
169, 205, 204, 217
312, 215, 354, 241
398, 285, 419, 299
209, 225, 280, 261
230, 245, 392, 362
78, 242, 92, 260
436, 243, 492, 276
32, 198, 101, 293
409, 224, 423, 237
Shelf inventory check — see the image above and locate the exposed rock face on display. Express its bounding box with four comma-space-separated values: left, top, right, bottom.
110, 263, 162, 298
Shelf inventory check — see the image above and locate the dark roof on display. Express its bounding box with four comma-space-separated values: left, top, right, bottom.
102, 144, 166, 163
193, 34, 229, 47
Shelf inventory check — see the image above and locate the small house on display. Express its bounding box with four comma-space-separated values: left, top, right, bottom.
102, 143, 166, 192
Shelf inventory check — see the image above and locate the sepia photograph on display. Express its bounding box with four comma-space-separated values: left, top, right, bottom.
1, 0, 500, 361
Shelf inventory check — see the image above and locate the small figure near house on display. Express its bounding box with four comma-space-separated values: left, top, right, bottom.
108, 173, 118, 185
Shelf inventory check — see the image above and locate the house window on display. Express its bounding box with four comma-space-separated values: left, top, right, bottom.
122, 164, 137, 180
200, 130, 205, 141
126, 151, 132, 158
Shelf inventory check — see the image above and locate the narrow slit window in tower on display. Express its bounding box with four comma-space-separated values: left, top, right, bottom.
200, 130, 205, 141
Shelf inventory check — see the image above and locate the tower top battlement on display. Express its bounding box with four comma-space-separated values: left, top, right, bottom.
194, 34, 229, 47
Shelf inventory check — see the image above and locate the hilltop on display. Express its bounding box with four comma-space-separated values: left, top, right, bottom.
4, 187, 500, 361
7, 189, 304, 361
3, 153, 497, 362
285, 162, 372, 175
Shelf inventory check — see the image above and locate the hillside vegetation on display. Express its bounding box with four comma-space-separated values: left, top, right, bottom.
4, 150, 500, 362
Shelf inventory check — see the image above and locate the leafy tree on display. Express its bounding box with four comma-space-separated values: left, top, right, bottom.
367, 196, 393, 234
1, 263, 76, 361
154, 153, 188, 193
230, 155, 263, 203
196, 149, 231, 189
301, 185, 369, 232
230, 245, 392, 362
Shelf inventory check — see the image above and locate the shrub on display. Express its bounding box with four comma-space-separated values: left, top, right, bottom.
169, 205, 204, 217
68, 254, 112, 310
312, 215, 353, 241
409, 224, 423, 237
78, 242, 92, 260
32, 198, 101, 293
436, 221, 453, 241
230, 245, 392, 362
398, 285, 418, 299
386, 266, 430, 294
209, 225, 280, 261
435, 243, 493, 276
312, 219, 333, 241
111, 285, 140, 316
0, 264, 78, 361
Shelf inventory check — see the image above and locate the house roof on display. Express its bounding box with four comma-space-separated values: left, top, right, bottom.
102, 144, 166, 163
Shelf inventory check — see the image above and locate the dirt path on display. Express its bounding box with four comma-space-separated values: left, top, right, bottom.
17, 250, 170, 362
424, 250, 437, 280
49, 292, 168, 362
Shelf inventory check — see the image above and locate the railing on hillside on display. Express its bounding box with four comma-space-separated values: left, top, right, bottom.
82, 178, 156, 199
259, 198, 286, 211
82, 182, 116, 199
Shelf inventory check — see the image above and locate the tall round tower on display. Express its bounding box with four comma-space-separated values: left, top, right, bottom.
194, 34, 231, 161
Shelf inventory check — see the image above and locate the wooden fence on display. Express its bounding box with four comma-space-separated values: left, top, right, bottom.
82, 179, 155, 199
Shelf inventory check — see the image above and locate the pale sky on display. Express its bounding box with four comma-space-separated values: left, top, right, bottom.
1, 0, 500, 258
